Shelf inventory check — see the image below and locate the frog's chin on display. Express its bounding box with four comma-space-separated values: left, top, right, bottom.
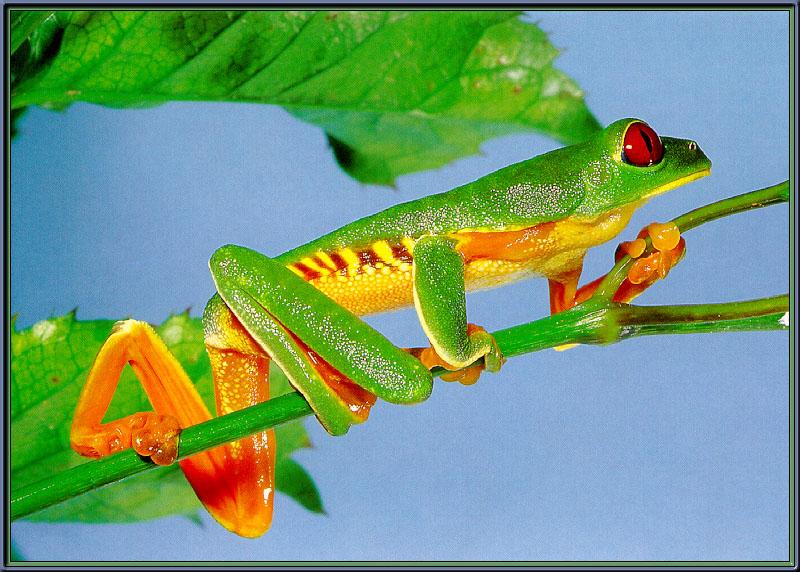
644, 168, 711, 200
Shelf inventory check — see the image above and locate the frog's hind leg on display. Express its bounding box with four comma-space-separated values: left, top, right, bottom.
200, 296, 277, 537
205, 293, 377, 437
70, 310, 276, 538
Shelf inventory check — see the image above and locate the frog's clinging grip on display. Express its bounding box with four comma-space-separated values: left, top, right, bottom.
412, 235, 504, 375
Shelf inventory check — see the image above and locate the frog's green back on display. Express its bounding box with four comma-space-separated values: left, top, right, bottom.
278, 146, 587, 263
278, 118, 711, 264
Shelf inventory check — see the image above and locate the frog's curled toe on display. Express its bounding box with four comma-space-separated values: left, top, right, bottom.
70, 411, 181, 465
408, 324, 505, 386
128, 412, 181, 465
618, 222, 686, 286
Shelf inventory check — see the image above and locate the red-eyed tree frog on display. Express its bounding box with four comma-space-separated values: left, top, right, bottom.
70, 118, 711, 537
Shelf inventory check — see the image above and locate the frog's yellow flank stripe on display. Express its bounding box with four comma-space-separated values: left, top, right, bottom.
288, 261, 320, 281
288, 265, 306, 278
315, 251, 339, 271
301, 257, 326, 274
289, 240, 417, 278
282, 238, 418, 315
372, 240, 397, 266
338, 248, 361, 270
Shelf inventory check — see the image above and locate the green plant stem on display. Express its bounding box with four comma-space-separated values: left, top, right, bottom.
11, 294, 788, 522
10, 182, 790, 522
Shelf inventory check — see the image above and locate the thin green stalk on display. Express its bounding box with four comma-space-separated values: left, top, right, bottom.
11, 294, 788, 521
492, 295, 788, 358
10, 183, 790, 522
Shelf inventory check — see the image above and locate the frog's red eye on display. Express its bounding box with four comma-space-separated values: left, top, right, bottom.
622, 122, 663, 167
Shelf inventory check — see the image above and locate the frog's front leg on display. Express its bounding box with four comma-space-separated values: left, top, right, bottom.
408, 235, 505, 385
209, 245, 434, 435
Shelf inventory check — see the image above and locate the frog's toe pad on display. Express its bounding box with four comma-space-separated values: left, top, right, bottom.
644, 221, 682, 252
440, 364, 483, 386
73, 428, 128, 458
129, 412, 181, 465
411, 325, 505, 385
616, 222, 686, 286
627, 238, 686, 285
616, 238, 647, 261
411, 346, 479, 383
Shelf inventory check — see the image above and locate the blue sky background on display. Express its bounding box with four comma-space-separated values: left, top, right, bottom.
10, 10, 790, 562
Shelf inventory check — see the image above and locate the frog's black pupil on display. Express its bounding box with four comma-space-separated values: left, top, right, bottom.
641, 129, 653, 153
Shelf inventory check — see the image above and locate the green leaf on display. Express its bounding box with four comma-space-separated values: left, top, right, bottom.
10, 10, 600, 185
10, 11, 68, 88
276, 458, 326, 515
10, 10, 55, 55
10, 312, 320, 523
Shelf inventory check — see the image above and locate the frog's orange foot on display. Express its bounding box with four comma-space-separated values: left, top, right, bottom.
405, 346, 482, 385
415, 346, 485, 386
129, 412, 181, 466
406, 325, 502, 386
71, 412, 181, 466
440, 362, 484, 386
614, 222, 686, 299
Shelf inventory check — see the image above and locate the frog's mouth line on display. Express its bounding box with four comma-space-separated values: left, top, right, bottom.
645, 168, 711, 200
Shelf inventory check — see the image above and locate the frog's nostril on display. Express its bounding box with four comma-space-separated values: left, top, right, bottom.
688, 141, 697, 151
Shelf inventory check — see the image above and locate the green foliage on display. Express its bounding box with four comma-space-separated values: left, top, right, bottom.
10, 312, 322, 523
10, 9, 600, 184
275, 459, 326, 515
9, 10, 56, 55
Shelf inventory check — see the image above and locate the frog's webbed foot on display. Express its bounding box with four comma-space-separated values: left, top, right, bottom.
129, 412, 182, 465
72, 411, 181, 466
408, 324, 505, 386
612, 221, 686, 303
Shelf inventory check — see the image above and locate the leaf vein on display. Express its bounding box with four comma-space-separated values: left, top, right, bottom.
408, 27, 490, 112
267, 11, 392, 100
227, 12, 316, 95
150, 11, 247, 89
68, 12, 149, 88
